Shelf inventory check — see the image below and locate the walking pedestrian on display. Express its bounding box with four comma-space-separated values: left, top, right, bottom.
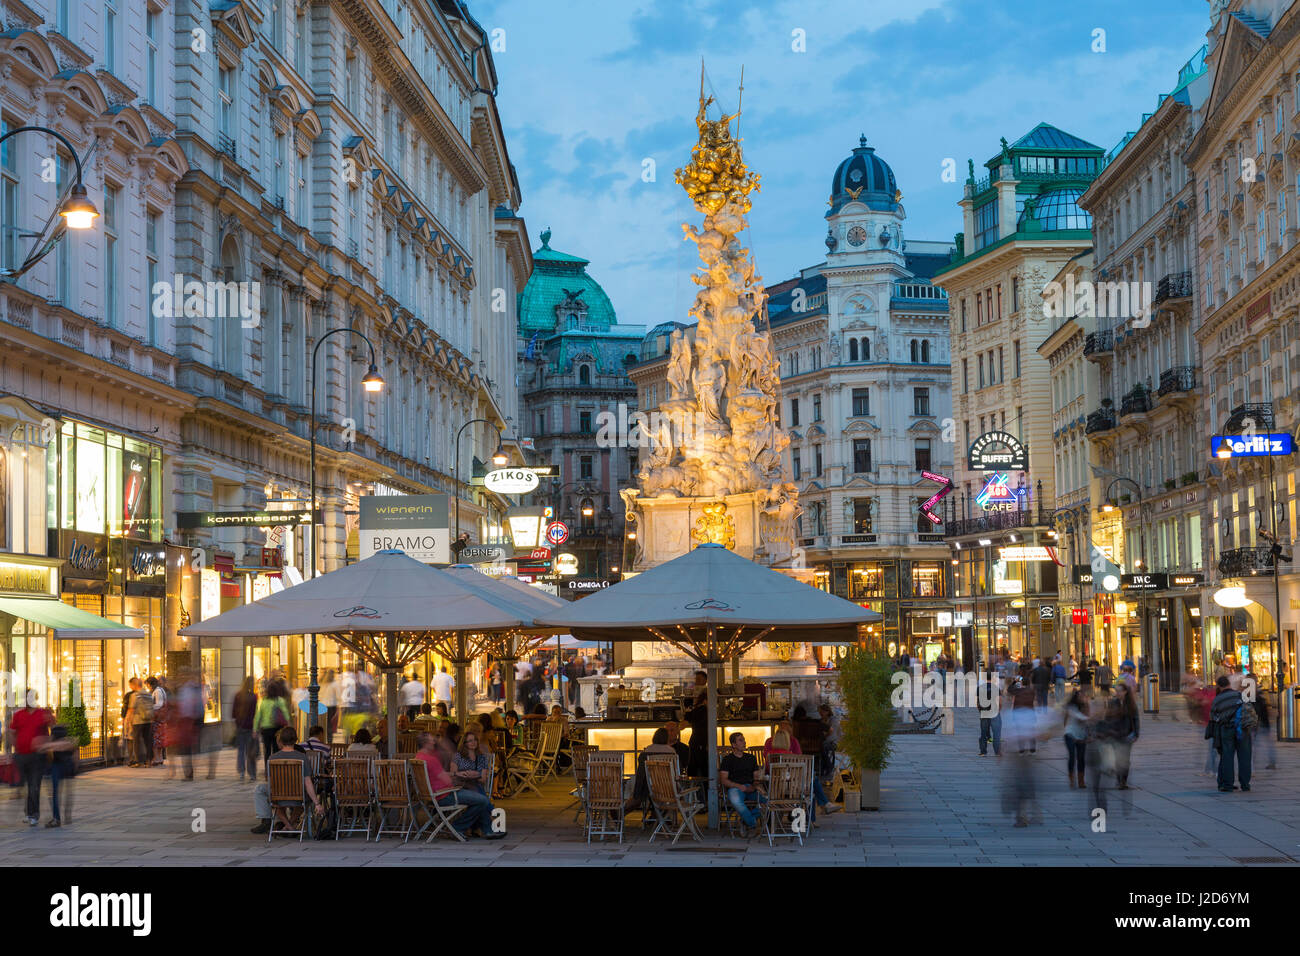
232, 676, 259, 781
254, 678, 291, 778
490, 663, 504, 703
1208, 675, 1255, 792
400, 672, 425, 720
432, 666, 454, 708
319, 668, 339, 738
1063, 685, 1091, 788
1109, 681, 1140, 789
1052, 656, 1067, 704
148, 676, 168, 766
1093, 659, 1113, 695
38, 724, 78, 828
1247, 671, 1277, 770
130, 677, 155, 768
8, 690, 51, 826
977, 672, 1002, 756
1030, 658, 1052, 708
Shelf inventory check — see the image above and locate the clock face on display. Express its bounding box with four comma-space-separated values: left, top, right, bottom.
847, 225, 867, 247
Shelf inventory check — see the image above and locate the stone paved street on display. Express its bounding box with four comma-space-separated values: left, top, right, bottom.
2, 699, 1296, 867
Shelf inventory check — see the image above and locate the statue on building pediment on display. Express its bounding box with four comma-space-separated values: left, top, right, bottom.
559, 288, 586, 310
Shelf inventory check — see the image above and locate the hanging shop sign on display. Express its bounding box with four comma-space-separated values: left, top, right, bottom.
51, 530, 108, 592
1210, 434, 1294, 457
0, 557, 58, 598
555, 552, 579, 575
1169, 572, 1203, 588
213, 550, 241, 598
1072, 608, 1090, 625
546, 521, 570, 546
917, 471, 953, 525
457, 545, 508, 564
120, 540, 166, 598
1121, 572, 1167, 591
1038, 605, 1056, 621
936, 611, 953, 627
1006, 614, 1021, 624
358, 494, 450, 564
484, 468, 541, 495
975, 472, 1024, 512
999, 545, 1061, 563
566, 578, 611, 592
968, 431, 1028, 472
176, 509, 317, 529
1072, 565, 1094, 585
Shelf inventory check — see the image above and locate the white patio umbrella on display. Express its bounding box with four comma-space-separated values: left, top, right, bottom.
537, 543, 880, 828
181, 551, 551, 756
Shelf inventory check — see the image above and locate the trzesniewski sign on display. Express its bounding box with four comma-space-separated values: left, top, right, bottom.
359, 494, 449, 564
1210, 434, 1294, 457
968, 431, 1028, 472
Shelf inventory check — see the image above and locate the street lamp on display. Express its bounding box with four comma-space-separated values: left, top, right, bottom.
0, 126, 99, 230
1103, 475, 1146, 669
453, 418, 505, 545
309, 327, 384, 736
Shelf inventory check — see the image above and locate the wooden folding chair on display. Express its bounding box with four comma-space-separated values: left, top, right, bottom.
329, 742, 349, 762
584, 753, 626, 844
406, 759, 467, 843
567, 743, 596, 822
646, 754, 703, 845
398, 731, 420, 754
267, 760, 311, 842
372, 759, 413, 842
771, 753, 816, 829
505, 722, 562, 798
762, 757, 812, 847
333, 758, 374, 840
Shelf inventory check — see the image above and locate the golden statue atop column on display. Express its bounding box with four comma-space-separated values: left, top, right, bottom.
624, 74, 800, 570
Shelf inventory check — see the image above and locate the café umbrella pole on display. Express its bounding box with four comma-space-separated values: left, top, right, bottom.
706, 656, 720, 830
384, 635, 399, 759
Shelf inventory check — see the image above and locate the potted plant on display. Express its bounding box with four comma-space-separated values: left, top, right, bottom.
55, 679, 91, 748
1181, 471, 1198, 486
837, 646, 894, 810
1164, 478, 1176, 491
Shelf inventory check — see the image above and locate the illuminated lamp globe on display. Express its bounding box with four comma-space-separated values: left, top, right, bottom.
492, 445, 508, 466
362, 364, 385, 392
1101, 573, 1120, 591
60, 183, 99, 229
1213, 585, 1250, 609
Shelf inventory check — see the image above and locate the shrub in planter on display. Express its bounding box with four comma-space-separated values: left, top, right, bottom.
837, 647, 894, 810
56, 679, 91, 748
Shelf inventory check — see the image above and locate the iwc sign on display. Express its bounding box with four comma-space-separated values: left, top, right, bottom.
968, 431, 1028, 472
484, 469, 540, 494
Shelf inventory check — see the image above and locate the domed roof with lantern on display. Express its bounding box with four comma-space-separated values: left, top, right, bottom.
828, 135, 899, 216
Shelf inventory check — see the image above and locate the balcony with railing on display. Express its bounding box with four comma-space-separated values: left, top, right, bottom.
1083, 330, 1113, 357
1085, 406, 1116, 434
217, 134, 237, 161
1152, 270, 1192, 305
1218, 546, 1275, 576
1157, 366, 1196, 398
1119, 386, 1152, 418
946, 507, 1051, 538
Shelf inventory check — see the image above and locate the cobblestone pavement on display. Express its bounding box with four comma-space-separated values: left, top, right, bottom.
2, 699, 1295, 866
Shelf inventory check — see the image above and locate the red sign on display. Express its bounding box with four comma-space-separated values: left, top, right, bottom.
528, 548, 552, 560
1071, 608, 1090, 625
1246, 292, 1271, 328
545, 521, 569, 546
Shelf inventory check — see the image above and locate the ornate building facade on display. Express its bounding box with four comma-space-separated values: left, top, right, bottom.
0, 0, 528, 755
766, 138, 955, 660
517, 230, 642, 583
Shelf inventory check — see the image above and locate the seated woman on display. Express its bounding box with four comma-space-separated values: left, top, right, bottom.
452, 729, 493, 795
547, 705, 572, 771
434, 702, 450, 720
346, 727, 379, 756
625, 729, 678, 812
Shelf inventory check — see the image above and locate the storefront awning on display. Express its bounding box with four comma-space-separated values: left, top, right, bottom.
0, 597, 145, 640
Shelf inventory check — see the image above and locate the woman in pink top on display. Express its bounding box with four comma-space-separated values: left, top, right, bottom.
762, 720, 802, 757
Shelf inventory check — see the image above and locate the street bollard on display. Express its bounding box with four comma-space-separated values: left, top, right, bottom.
1143, 673, 1159, 714
941, 707, 954, 734
1283, 684, 1300, 741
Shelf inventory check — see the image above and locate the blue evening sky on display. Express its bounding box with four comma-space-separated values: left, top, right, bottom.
472, 0, 1210, 331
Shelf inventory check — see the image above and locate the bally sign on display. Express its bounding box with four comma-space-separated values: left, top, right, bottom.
359, 494, 450, 564
484, 469, 540, 494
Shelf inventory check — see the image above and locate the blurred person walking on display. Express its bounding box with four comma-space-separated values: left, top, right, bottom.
1052, 656, 1067, 704
148, 677, 168, 766
977, 671, 1002, 756
1063, 685, 1091, 788
130, 677, 155, 768
1247, 672, 1277, 770
400, 672, 424, 720
232, 676, 259, 781
1030, 658, 1052, 708
319, 669, 339, 738
254, 679, 292, 778
1110, 682, 1140, 789
38, 724, 78, 827
8, 690, 52, 826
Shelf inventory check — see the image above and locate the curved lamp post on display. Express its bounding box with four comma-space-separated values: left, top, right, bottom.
0, 125, 99, 230
308, 328, 383, 735
453, 418, 507, 548
1103, 476, 1146, 669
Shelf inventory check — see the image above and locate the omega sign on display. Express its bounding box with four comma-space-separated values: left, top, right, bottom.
484, 469, 539, 494
968, 431, 1028, 472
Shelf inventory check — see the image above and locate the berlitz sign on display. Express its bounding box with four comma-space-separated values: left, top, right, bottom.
484, 469, 540, 494
968, 431, 1028, 472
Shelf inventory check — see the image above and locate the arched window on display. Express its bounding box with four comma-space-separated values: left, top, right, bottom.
849, 339, 859, 362
910, 339, 919, 362
921, 341, 930, 363
219, 236, 243, 375
579, 364, 591, 385
862, 338, 870, 360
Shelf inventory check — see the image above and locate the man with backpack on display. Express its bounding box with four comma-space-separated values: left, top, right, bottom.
1207, 675, 1256, 792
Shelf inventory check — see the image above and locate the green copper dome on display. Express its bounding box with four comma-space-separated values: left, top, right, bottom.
517, 229, 619, 335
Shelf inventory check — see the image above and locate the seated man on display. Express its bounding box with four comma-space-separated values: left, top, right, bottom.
719, 732, 764, 837
413, 732, 504, 840
297, 724, 330, 756
251, 727, 322, 834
